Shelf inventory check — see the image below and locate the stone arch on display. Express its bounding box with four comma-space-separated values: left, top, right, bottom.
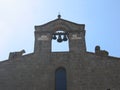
55, 67, 66, 72
51, 30, 69, 52
50, 21, 71, 33
53, 25, 69, 32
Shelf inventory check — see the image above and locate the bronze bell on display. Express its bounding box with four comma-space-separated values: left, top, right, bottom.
57, 34, 62, 43
52, 34, 57, 40
63, 34, 68, 41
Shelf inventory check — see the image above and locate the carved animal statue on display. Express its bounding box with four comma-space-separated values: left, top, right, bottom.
9, 49, 25, 59
95, 46, 109, 56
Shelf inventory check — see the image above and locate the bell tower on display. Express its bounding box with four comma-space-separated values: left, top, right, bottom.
34, 15, 86, 54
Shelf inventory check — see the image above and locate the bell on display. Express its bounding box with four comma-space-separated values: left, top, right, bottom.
57, 34, 62, 43
63, 34, 68, 41
52, 34, 57, 40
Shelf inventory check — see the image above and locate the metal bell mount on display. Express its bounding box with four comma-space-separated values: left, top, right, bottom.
52, 32, 68, 43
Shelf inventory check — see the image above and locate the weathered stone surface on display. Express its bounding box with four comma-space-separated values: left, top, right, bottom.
0, 17, 120, 90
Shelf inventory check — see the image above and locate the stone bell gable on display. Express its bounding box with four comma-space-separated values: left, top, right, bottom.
0, 15, 120, 90
34, 15, 86, 54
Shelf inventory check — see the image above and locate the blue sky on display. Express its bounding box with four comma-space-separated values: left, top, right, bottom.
0, 0, 120, 61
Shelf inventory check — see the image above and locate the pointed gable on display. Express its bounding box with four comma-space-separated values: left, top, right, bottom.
35, 16, 85, 33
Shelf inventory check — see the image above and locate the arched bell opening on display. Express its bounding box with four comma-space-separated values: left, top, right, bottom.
51, 30, 69, 52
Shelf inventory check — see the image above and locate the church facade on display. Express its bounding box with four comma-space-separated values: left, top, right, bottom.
0, 15, 120, 90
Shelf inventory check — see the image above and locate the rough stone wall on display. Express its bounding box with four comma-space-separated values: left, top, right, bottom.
0, 17, 120, 90
0, 52, 120, 90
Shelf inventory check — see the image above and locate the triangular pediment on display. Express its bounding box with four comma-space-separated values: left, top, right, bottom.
35, 17, 85, 32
